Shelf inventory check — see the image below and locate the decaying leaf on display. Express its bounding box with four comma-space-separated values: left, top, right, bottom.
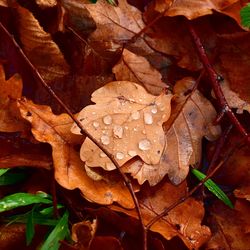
234, 185, 250, 201
112, 49, 167, 95
18, 99, 135, 208
154, 0, 240, 20
16, 5, 69, 83
0, 65, 28, 132
112, 181, 211, 249
71, 81, 172, 171
205, 200, 250, 250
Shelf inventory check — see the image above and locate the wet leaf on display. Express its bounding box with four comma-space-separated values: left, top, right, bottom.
18, 99, 135, 208
71, 81, 172, 172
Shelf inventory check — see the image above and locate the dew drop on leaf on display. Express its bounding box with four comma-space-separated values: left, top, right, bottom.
100, 135, 110, 145
138, 139, 151, 151
113, 125, 123, 138
131, 111, 140, 120
116, 152, 124, 160
103, 115, 112, 125
93, 121, 99, 128
144, 112, 153, 124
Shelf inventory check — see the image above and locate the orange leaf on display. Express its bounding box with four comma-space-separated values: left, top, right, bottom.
18, 98, 135, 208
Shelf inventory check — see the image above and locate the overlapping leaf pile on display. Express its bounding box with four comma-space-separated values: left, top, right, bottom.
0, 0, 250, 249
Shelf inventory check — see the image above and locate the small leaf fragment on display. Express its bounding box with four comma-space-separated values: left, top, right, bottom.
191, 169, 234, 209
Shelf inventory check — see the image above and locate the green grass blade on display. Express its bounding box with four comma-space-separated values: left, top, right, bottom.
39, 205, 64, 216
0, 193, 52, 213
0, 169, 9, 176
26, 206, 36, 245
240, 3, 250, 28
40, 211, 69, 250
191, 169, 234, 208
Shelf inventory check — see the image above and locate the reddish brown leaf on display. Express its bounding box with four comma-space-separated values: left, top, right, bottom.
112, 49, 168, 95
18, 99, 135, 208
112, 181, 211, 249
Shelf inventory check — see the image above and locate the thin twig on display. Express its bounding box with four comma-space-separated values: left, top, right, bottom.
0, 21, 147, 250
186, 21, 249, 143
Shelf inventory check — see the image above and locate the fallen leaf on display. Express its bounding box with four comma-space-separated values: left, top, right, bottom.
124, 77, 221, 185
153, 0, 240, 21
16, 5, 69, 83
35, 0, 57, 8
112, 49, 168, 95
218, 32, 250, 104
205, 200, 250, 250
71, 81, 172, 172
234, 185, 250, 201
90, 236, 123, 250
72, 219, 97, 250
18, 98, 135, 208
0, 65, 28, 132
220, 80, 250, 114
112, 181, 211, 249
0, 0, 7, 7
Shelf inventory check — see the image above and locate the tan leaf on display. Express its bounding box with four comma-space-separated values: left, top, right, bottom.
71, 81, 172, 171
112, 49, 168, 95
124, 77, 221, 185
18, 99, 135, 208
35, 0, 57, 8
234, 185, 250, 201
0, 65, 28, 132
111, 181, 211, 249
154, 0, 239, 20
16, 5, 69, 82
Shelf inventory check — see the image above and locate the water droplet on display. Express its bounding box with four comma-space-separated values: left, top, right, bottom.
162, 114, 166, 119
113, 125, 123, 138
100, 152, 107, 158
103, 115, 112, 125
142, 130, 146, 134
125, 126, 128, 130
151, 107, 158, 114
92, 112, 96, 115
128, 150, 137, 157
133, 128, 137, 131
138, 139, 151, 151
93, 121, 99, 128
131, 111, 140, 120
116, 152, 124, 160
101, 135, 110, 145
144, 113, 153, 125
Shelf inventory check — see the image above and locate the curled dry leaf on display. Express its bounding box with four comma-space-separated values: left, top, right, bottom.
154, 0, 240, 21
18, 98, 135, 208
16, 5, 69, 82
0, 65, 28, 132
71, 81, 172, 171
205, 200, 250, 250
234, 185, 250, 201
112, 49, 167, 95
124, 77, 221, 185
112, 181, 211, 249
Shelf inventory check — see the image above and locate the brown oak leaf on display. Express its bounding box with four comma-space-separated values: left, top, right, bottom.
112, 181, 211, 249
112, 49, 168, 95
16, 5, 69, 83
71, 81, 172, 171
18, 98, 135, 208
124, 77, 221, 185
0, 64, 28, 132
